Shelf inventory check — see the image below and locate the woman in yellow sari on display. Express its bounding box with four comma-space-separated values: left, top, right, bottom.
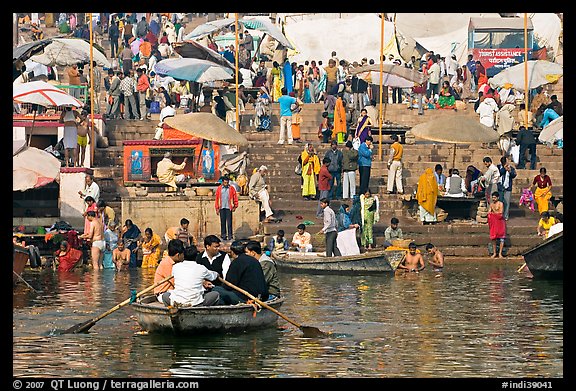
270, 61, 284, 102
531, 167, 552, 214
301, 143, 320, 200
416, 167, 439, 225
139, 227, 162, 268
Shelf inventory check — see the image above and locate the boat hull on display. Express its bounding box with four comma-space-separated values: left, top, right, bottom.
13, 244, 29, 287
522, 232, 563, 280
131, 295, 284, 334
271, 250, 406, 274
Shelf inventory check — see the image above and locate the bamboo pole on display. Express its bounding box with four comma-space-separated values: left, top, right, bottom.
378, 13, 384, 160
235, 13, 240, 132
89, 12, 95, 167
523, 13, 529, 127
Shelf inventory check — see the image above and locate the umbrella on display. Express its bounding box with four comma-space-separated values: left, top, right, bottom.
30, 38, 111, 68
164, 112, 248, 146
183, 17, 295, 50
13, 140, 61, 192
172, 40, 235, 70
350, 63, 427, 87
13, 80, 84, 146
13, 38, 53, 63
538, 115, 563, 144
409, 116, 500, 168
153, 58, 234, 83
184, 18, 235, 40
488, 60, 563, 92
13, 80, 84, 107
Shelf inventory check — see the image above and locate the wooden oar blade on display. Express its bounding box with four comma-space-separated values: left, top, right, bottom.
63, 318, 97, 334
300, 326, 327, 338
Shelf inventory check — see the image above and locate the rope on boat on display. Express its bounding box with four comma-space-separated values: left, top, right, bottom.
246, 300, 262, 317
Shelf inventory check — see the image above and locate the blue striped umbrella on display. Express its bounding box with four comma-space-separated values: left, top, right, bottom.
153, 58, 234, 83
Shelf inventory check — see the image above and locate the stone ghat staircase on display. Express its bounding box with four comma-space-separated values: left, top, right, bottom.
93, 103, 562, 257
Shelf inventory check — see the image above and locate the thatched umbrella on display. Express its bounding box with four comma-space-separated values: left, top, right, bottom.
163, 112, 248, 146
409, 116, 499, 169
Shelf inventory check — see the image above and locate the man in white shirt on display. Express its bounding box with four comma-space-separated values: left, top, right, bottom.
161, 245, 221, 307
481, 157, 500, 205
427, 57, 441, 100
446, 54, 458, 83
444, 168, 468, 198
78, 174, 100, 203
197, 235, 231, 281
476, 97, 499, 128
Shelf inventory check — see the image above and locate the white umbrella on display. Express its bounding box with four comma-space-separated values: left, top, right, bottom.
153, 58, 234, 83
13, 80, 84, 107
13, 140, 61, 192
488, 60, 563, 92
13, 80, 84, 146
350, 63, 427, 87
31, 38, 111, 68
538, 115, 563, 144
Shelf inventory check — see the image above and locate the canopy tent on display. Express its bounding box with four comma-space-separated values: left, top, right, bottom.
488, 60, 563, 91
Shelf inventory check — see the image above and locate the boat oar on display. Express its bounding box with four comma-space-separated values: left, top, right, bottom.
517, 263, 527, 273
217, 277, 327, 338
13, 270, 41, 294
64, 275, 174, 334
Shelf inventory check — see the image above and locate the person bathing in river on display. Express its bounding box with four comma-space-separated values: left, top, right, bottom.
426, 243, 444, 272
397, 242, 425, 273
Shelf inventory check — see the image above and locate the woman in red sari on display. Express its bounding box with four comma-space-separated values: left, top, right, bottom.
475, 61, 488, 88
531, 167, 552, 214
55, 240, 83, 272
488, 191, 506, 258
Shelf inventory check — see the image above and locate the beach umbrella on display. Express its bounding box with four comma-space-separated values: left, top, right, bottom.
488, 60, 563, 92
172, 40, 235, 70
153, 58, 234, 83
13, 80, 84, 146
183, 17, 295, 50
13, 80, 84, 107
30, 38, 110, 68
350, 63, 427, 87
409, 116, 500, 168
13, 38, 53, 63
13, 140, 61, 192
538, 115, 563, 144
184, 18, 235, 40
164, 112, 248, 146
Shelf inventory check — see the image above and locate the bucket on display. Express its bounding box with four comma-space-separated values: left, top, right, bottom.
337, 132, 345, 144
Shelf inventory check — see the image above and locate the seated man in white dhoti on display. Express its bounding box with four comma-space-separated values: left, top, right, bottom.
248, 165, 276, 223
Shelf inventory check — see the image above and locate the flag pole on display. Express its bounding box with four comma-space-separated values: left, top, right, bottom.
235, 13, 240, 132
378, 13, 384, 160
89, 12, 95, 167
523, 13, 529, 127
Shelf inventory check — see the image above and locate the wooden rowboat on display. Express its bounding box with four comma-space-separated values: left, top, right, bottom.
13, 244, 29, 287
131, 295, 285, 334
271, 249, 406, 274
522, 232, 563, 279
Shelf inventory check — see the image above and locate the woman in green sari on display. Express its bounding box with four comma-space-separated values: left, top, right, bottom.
437, 81, 456, 109
360, 188, 379, 249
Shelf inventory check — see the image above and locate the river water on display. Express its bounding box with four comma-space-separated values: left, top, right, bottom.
13, 261, 563, 379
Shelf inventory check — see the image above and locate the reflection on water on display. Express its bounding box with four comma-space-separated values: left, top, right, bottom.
13, 262, 563, 378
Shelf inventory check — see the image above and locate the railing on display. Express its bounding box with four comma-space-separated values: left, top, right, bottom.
53, 84, 89, 105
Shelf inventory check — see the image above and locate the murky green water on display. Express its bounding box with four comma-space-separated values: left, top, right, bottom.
13, 261, 563, 378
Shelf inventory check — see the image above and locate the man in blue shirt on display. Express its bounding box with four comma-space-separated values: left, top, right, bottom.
277, 87, 301, 145
466, 54, 477, 92
357, 136, 374, 195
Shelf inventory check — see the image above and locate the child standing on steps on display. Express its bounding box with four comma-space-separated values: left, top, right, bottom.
292, 105, 303, 143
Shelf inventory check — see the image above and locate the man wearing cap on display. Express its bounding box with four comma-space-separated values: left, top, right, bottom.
249, 165, 275, 222
156, 152, 188, 192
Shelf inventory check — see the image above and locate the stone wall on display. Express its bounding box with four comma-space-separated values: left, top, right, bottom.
121, 194, 260, 243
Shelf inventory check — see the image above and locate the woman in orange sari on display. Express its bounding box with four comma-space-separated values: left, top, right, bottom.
416, 168, 439, 224
531, 167, 552, 214
333, 93, 347, 143
139, 227, 162, 268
